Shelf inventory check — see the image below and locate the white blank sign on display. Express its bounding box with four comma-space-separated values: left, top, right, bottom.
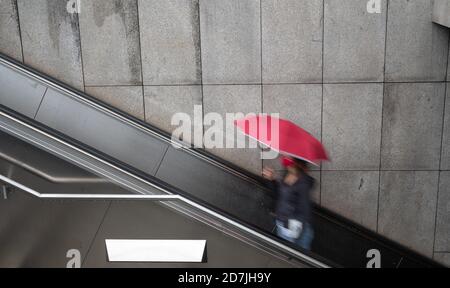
105, 239, 207, 262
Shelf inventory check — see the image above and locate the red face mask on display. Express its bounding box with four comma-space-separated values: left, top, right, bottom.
280, 156, 295, 168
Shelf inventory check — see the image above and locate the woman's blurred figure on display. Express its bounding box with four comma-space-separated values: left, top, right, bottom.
262, 155, 315, 250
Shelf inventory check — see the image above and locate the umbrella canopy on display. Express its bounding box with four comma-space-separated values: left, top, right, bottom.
234, 114, 328, 166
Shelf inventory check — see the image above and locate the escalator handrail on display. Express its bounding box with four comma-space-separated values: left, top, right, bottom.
0, 150, 109, 184
0, 173, 327, 268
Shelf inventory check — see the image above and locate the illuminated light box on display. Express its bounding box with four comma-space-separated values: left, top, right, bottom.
105, 239, 207, 263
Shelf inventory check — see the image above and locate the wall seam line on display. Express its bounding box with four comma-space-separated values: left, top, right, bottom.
76, 12, 86, 91
376, 0, 389, 233
14, 0, 25, 63
260, 0, 263, 173
198, 0, 205, 150
320, 0, 325, 205
135, 0, 146, 123
82, 81, 449, 87
432, 33, 450, 257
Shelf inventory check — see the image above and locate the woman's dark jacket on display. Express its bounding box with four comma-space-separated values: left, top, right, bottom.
265, 173, 314, 226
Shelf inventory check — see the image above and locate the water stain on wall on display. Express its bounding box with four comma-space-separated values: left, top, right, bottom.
188, 0, 202, 83
383, 85, 399, 129
92, 0, 142, 84
46, 0, 81, 61
92, 0, 115, 27
0, 0, 23, 61
8, 0, 20, 32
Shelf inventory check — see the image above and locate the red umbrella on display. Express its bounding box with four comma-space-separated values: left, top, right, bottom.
234, 114, 329, 166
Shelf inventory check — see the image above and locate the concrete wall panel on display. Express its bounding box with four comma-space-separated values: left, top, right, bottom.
385, 0, 449, 81
17, 0, 83, 89
433, 0, 450, 28
441, 83, 450, 169
379, 171, 438, 257
322, 171, 379, 231
324, 0, 386, 82
262, 0, 322, 83
0, 0, 23, 61
323, 84, 383, 170
433, 253, 450, 267
381, 83, 445, 170
200, 0, 261, 84
85, 86, 144, 120
434, 172, 450, 252
79, 0, 142, 85
203, 85, 261, 174
139, 0, 201, 85
144, 85, 202, 144
262, 84, 322, 171
448, 46, 450, 82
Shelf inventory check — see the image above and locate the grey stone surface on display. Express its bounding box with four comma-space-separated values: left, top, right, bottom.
199, 0, 261, 84
144, 85, 203, 143
139, 0, 201, 85
432, 0, 450, 28
448, 45, 450, 82
381, 83, 445, 170
203, 85, 261, 174
434, 172, 450, 252
17, 0, 84, 90
322, 84, 383, 170
262, 84, 322, 139
79, 0, 142, 86
434, 253, 450, 267
442, 84, 450, 170
0, 0, 23, 61
85, 86, 144, 120
322, 171, 379, 231
324, 0, 386, 82
379, 171, 439, 257
385, 0, 449, 81
262, 0, 322, 83
262, 84, 322, 171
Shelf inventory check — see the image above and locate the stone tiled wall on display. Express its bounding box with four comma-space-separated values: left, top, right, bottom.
1, 0, 449, 264
433, 0, 450, 28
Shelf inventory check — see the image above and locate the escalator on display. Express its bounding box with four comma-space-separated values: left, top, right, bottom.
0, 130, 310, 267
0, 53, 442, 268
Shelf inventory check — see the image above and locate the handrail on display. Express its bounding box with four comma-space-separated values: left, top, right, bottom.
0, 174, 328, 268
0, 151, 109, 184
0, 111, 329, 268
